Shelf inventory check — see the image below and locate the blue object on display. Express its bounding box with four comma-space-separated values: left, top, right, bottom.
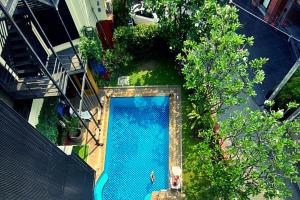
91, 61, 106, 75
56, 103, 64, 117
94, 96, 170, 200
94, 173, 108, 200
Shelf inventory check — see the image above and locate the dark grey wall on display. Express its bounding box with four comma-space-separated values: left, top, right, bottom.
0, 88, 13, 108
0, 100, 95, 200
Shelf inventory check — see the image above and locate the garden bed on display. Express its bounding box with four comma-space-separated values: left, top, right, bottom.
35, 97, 59, 144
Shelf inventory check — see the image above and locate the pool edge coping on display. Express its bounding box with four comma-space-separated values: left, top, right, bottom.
95, 86, 183, 197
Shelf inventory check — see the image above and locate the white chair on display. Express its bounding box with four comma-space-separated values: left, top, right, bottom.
69, 107, 92, 120
170, 166, 182, 190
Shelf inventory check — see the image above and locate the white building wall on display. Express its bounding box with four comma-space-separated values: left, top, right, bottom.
64, 0, 107, 34
90, 0, 108, 21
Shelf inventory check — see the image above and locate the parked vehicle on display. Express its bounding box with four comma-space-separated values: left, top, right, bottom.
129, 4, 159, 25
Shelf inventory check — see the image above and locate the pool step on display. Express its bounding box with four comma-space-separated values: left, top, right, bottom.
158, 191, 167, 199
151, 192, 159, 200
151, 191, 167, 200
151, 190, 184, 200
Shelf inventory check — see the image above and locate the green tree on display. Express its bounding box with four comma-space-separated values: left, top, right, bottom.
178, 0, 267, 114
113, 0, 133, 27
188, 103, 214, 134
145, 0, 230, 52
145, 0, 203, 52
186, 106, 300, 199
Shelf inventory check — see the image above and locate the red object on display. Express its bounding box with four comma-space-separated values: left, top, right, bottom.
103, 71, 110, 80
213, 123, 219, 133
96, 20, 114, 49
213, 123, 229, 160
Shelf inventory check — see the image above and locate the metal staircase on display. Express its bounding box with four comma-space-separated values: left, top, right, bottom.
3, 72, 68, 99
0, 0, 54, 17
0, 51, 78, 99
16, 0, 54, 10
0, 55, 84, 99
0, 0, 85, 99
0, 64, 16, 86
0, 0, 102, 147
4, 14, 42, 78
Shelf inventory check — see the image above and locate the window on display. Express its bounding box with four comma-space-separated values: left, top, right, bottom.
263, 0, 271, 8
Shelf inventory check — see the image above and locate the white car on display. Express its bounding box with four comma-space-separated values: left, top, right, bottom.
129, 4, 159, 25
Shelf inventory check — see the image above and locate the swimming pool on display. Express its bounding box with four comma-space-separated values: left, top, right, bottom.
96, 96, 169, 200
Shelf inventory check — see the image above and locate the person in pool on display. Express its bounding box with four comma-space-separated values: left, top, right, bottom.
150, 171, 155, 183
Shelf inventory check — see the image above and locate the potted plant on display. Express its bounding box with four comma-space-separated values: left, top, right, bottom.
64, 116, 85, 143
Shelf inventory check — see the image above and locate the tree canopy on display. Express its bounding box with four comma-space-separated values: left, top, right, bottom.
178, 1, 267, 115
186, 106, 300, 199
145, 0, 203, 52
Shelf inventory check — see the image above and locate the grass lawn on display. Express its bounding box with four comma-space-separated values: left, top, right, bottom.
107, 58, 184, 86
73, 145, 89, 162
128, 59, 183, 86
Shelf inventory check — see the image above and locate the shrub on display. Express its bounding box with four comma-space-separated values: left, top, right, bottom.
36, 97, 58, 144
276, 69, 300, 109
64, 116, 80, 135
103, 44, 133, 72
97, 25, 168, 86
97, 43, 133, 87
112, 0, 132, 27
113, 24, 168, 58
78, 28, 102, 62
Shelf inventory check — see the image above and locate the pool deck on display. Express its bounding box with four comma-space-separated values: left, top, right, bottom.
81, 86, 182, 193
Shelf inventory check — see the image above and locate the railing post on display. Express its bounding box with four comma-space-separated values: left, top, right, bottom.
287, 106, 300, 121
51, 1, 103, 108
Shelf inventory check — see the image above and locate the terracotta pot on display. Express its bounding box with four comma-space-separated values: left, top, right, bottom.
68, 128, 84, 144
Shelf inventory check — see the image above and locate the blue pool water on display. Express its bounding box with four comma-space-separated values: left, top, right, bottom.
98, 96, 169, 200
